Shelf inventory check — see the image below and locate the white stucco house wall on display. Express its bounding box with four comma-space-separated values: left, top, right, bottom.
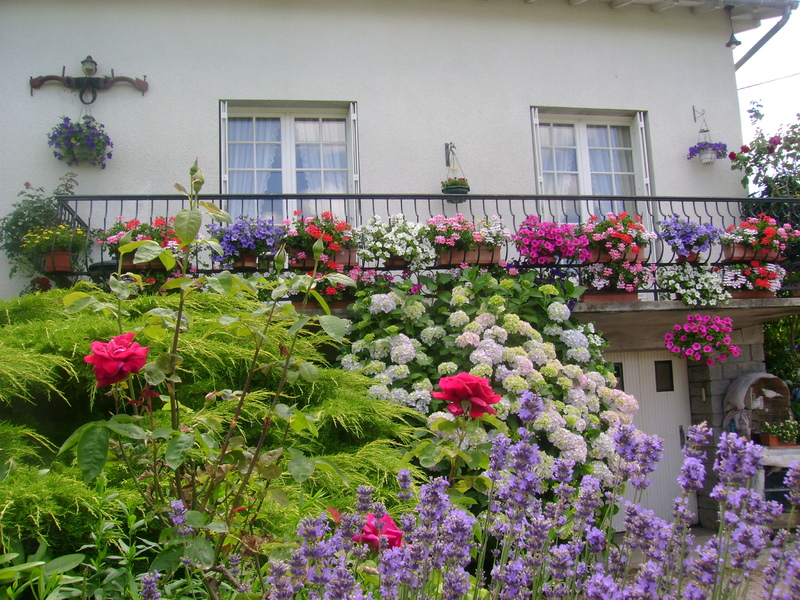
2, 0, 799, 525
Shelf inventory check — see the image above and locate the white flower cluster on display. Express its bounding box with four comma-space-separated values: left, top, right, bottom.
354, 214, 438, 270
656, 264, 731, 306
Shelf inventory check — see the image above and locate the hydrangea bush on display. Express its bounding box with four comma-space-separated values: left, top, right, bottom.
343, 268, 639, 486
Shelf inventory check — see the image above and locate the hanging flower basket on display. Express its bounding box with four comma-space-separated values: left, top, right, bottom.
48, 115, 113, 168
687, 141, 727, 165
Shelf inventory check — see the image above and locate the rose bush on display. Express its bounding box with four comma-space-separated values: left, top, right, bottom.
431, 372, 502, 418
352, 513, 404, 550
84, 332, 150, 387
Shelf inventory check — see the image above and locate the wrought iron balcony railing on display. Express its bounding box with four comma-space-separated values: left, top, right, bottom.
42, 193, 800, 297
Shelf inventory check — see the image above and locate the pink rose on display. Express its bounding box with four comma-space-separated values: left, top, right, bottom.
353, 513, 403, 550
431, 372, 502, 418
84, 332, 150, 387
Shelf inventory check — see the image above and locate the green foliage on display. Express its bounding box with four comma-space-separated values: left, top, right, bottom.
763, 315, 800, 420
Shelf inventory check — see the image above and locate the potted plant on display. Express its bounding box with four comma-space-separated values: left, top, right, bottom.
658, 215, 722, 261
20, 223, 88, 272
441, 177, 470, 196
97, 216, 182, 269
48, 115, 113, 168
664, 314, 741, 366
424, 213, 510, 266
687, 141, 727, 165
513, 216, 590, 264
655, 264, 731, 306
0, 174, 78, 279
354, 214, 437, 270
580, 212, 656, 262
759, 419, 800, 446
720, 261, 786, 297
580, 261, 656, 301
207, 215, 284, 270
281, 210, 355, 271
719, 214, 800, 262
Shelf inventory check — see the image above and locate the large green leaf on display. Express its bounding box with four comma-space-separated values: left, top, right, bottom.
165, 432, 195, 470
174, 208, 202, 245
318, 315, 346, 342
76, 424, 110, 482
43, 553, 85, 575
287, 454, 316, 483
184, 538, 214, 569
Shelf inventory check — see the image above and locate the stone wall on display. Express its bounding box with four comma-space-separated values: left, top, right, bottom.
687, 324, 766, 528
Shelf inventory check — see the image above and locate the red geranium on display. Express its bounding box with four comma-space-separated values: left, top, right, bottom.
84, 332, 150, 387
352, 513, 403, 550
431, 372, 502, 418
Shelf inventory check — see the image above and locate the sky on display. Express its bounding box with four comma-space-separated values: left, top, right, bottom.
734, 11, 800, 140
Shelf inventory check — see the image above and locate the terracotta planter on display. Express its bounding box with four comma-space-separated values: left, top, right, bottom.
675, 251, 700, 264
581, 290, 640, 303
291, 298, 352, 311
723, 244, 781, 263
436, 245, 500, 266
729, 290, 776, 299
383, 255, 409, 269
232, 253, 258, 270
290, 248, 357, 269
759, 433, 800, 448
43, 249, 72, 272
586, 247, 643, 263
121, 256, 165, 271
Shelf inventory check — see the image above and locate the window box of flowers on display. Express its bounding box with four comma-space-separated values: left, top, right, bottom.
719, 214, 800, 262
580, 212, 655, 263
656, 264, 731, 306
48, 115, 113, 169
658, 216, 722, 263
290, 265, 371, 312
207, 215, 283, 270
512, 215, 590, 265
441, 177, 470, 197
281, 211, 355, 271
97, 217, 181, 270
21, 222, 88, 272
354, 214, 437, 270
721, 261, 786, 298
664, 314, 740, 366
580, 261, 656, 302
424, 214, 510, 266
759, 419, 800, 447
687, 141, 728, 165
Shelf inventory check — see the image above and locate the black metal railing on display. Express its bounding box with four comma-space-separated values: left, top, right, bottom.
41, 193, 800, 297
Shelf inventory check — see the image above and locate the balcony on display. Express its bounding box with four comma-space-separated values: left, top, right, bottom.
46, 192, 800, 348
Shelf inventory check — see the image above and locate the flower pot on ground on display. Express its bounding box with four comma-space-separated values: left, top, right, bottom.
760, 419, 800, 446
658, 215, 722, 261
512, 215, 590, 265
719, 214, 800, 262
580, 212, 656, 262
353, 214, 436, 271
48, 115, 113, 168
207, 215, 284, 270
424, 213, 510, 266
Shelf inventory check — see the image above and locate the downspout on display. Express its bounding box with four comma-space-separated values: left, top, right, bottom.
735, 4, 794, 70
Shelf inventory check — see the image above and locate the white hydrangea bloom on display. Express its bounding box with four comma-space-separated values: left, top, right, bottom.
547, 301, 571, 323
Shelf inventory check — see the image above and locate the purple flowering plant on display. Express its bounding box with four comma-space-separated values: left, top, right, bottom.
659, 215, 722, 257
206, 215, 283, 264
687, 141, 728, 160
48, 115, 113, 168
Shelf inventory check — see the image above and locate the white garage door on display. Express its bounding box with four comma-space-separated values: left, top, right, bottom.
605, 349, 697, 528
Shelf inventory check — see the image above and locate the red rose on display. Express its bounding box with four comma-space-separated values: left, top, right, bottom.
353, 513, 403, 550
431, 372, 502, 418
728, 152, 737, 161
84, 332, 150, 387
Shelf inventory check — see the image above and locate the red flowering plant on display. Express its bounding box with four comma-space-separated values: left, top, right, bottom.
580, 212, 656, 260
97, 216, 183, 259
352, 512, 404, 550
718, 214, 800, 255
513, 215, 590, 264
59, 161, 356, 591
664, 314, 741, 366
281, 210, 354, 270
721, 261, 786, 293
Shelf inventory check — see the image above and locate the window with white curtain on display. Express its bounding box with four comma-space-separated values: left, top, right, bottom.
221, 103, 358, 220
531, 109, 651, 220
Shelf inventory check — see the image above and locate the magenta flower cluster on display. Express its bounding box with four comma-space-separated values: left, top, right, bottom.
664, 314, 741, 365
513, 215, 590, 264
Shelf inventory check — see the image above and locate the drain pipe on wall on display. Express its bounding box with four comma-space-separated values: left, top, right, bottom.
735, 4, 794, 70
